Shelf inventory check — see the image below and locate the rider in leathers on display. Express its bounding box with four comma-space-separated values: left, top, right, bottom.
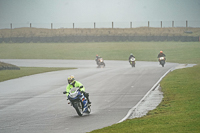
157, 51, 166, 59
95, 54, 101, 64
66, 75, 91, 104
157, 51, 166, 65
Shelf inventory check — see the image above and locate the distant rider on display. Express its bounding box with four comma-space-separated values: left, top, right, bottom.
157, 51, 166, 59
129, 53, 135, 62
65, 75, 91, 105
95, 54, 101, 64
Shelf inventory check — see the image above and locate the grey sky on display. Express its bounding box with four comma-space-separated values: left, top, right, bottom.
0, 0, 200, 28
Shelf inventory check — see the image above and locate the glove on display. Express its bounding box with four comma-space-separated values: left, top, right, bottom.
63, 91, 67, 94
78, 86, 83, 92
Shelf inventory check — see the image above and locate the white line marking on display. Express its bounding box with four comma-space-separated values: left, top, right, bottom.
118, 68, 172, 123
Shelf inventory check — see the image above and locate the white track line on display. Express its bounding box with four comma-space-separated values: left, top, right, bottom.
118, 68, 172, 123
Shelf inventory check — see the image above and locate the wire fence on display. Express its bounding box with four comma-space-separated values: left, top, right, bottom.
1, 20, 200, 29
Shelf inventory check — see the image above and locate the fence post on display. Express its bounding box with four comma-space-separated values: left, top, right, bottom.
73, 23, 74, 29
94, 22, 96, 28
186, 20, 188, 27
161, 21, 162, 28
172, 21, 174, 27
30, 23, 31, 28
130, 22, 132, 28
112, 22, 114, 28
51, 23, 53, 29
148, 21, 150, 28
10, 23, 12, 29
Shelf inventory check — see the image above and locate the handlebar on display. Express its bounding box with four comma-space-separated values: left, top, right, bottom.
63, 86, 83, 95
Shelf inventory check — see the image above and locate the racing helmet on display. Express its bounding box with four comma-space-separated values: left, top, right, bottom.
68, 75, 75, 85
160, 51, 163, 53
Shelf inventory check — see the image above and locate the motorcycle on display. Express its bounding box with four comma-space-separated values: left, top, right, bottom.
129, 57, 136, 67
96, 57, 105, 68
159, 57, 166, 67
63, 87, 91, 116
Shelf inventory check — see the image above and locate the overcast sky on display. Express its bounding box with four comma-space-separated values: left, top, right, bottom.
0, 0, 200, 28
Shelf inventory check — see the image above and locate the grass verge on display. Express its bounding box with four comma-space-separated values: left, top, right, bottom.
0, 67, 75, 82
0, 42, 200, 64
89, 65, 200, 133
0, 42, 200, 132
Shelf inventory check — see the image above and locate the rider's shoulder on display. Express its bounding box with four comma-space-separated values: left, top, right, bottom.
66, 84, 71, 88
75, 80, 81, 84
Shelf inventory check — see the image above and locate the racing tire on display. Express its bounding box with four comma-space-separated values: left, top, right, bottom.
74, 102, 83, 116
160, 61, 165, 67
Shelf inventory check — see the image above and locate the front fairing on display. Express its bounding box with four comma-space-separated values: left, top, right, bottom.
67, 87, 89, 113
159, 57, 165, 61
130, 57, 135, 62
99, 58, 103, 62
68, 91, 82, 101
68, 87, 82, 101
130, 57, 135, 64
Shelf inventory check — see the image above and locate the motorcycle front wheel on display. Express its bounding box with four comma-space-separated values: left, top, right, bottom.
160, 61, 165, 67
130, 62, 135, 67
74, 102, 83, 116
132, 63, 135, 67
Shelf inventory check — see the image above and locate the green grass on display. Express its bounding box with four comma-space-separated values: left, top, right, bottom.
0, 42, 200, 64
89, 65, 200, 133
0, 67, 75, 82
0, 42, 200, 132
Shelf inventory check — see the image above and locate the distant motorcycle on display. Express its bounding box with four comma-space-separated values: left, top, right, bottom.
159, 57, 166, 67
129, 57, 136, 67
63, 87, 91, 116
96, 57, 105, 68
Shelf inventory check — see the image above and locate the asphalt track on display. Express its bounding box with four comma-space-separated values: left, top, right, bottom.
0, 59, 179, 133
